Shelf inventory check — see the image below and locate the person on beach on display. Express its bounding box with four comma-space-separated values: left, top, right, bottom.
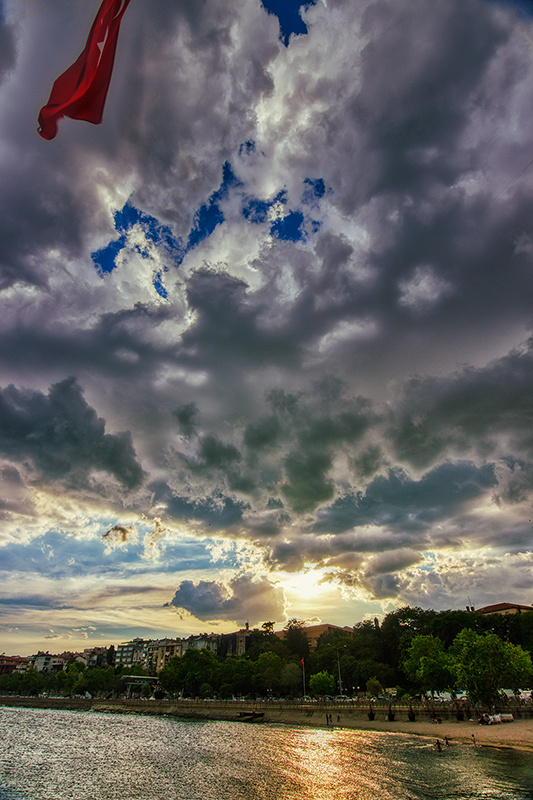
435, 739, 442, 752
444, 736, 450, 747
326, 714, 329, 726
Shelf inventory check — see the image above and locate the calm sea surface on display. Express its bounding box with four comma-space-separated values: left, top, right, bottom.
0, 706, 532, 800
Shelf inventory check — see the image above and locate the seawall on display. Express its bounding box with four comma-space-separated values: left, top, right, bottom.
2, 695, 533, 751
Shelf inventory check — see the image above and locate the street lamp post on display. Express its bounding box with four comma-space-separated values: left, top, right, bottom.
336, 649, 343, 695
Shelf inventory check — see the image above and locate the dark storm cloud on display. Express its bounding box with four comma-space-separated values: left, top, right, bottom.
281, 449, 334, 513
112, 0, 278, 220
179, 433, 257, 495
325, 0, 507, 216
0, 0, 276, 291
173, 403, 199, 437
494, 458, 533, 505
181, 269, 298, 369
355, 0, 505, 200
196, 435, 242, 471
167, 574, 285, 624
0, 377, 143, 490
0, 10, 15, 86
0, 465, 35, 520
3, 0, 533, 645
159, 378, 377, 518
267, 535, 362, 572
244, 415, 283, 450
0, 169, 84, 289
311, 461, 496, 536
148, 481, 247, 529
257, 459, 497, 568
0, 302, 179, 381
390, 339, 533, 468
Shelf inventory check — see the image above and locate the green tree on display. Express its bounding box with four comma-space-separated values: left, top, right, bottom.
402, 634, 454, 694
254, 652, 283, 696
180, 649, 221, 697
309, 670, 335, 697
17, 668, 47, 696
219, 656, 254, 696
366, 676, 383, 697
158, 655, 187, 695
246, 629, 289, 660
354, 659, 395, 692
283, 620, 310, 661
451, 628, 533, 708
281, 661, 302, 696
430, 610, 478, 648
313, 632, 352, 690
351, 620, 382, 661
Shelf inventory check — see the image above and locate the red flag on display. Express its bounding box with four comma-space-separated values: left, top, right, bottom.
38, 0, 132, 140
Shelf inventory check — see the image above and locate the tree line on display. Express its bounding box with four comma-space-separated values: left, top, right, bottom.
2, 607, 532, 707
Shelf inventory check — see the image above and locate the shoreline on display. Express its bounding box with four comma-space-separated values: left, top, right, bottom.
250, 706, 533, 753
2, 696, 533, 753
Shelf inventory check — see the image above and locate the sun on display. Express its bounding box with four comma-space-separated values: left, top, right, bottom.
281, 567, 334, 604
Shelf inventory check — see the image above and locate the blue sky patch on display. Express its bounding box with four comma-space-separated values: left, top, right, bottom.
114, 202, 182, 252
242, 197, 272, 224
489, 0, 533, 16
242, 180, 325, 243
261, 0, 317, 45
0, 529, 138, 578
91, 202, 183, 279
92, 234, 127, 275
186, 161, 240, 249
242, 189, 287, 224
152, 272, 168, 299
239, 140, 256, 157
187, 202, 224, 249
92, 163, 241, 286
93, 163, 325, 285
303, 177, 326, 203
270, 209, 305, 242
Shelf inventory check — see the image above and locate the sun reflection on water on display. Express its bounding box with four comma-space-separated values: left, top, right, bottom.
0, 707, 531, 800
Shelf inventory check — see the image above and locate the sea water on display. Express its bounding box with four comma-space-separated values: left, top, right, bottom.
0, 706, 532, 800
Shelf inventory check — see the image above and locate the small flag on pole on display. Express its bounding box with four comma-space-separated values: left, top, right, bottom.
38, 0, 132, 140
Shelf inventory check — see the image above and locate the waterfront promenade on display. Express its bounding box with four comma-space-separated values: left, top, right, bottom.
2, 695, 533, 752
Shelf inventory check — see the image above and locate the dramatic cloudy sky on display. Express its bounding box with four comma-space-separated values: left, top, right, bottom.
2, 0, 533, 655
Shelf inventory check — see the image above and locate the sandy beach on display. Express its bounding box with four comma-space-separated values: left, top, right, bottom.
276, 712, 533, 753
233, 703, 533, 753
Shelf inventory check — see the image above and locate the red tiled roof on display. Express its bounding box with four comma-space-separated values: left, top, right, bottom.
476, 602, 533, 614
